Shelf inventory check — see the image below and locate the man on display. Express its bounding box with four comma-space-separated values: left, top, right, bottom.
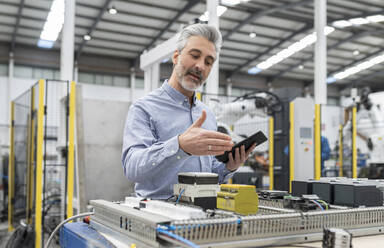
121, 24, 256, 199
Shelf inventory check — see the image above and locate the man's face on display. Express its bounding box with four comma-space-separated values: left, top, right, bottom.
173, 36, 216, 91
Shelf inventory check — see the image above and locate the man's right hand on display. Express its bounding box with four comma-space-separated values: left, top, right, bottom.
178, 110, 234, 156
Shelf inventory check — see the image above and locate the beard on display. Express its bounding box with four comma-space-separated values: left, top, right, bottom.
175, 61, 205, 91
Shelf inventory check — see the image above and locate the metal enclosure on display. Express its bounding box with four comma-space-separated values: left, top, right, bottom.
293, 97, 315, 181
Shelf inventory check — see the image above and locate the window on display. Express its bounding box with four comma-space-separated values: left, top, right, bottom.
0, 64, 8, 76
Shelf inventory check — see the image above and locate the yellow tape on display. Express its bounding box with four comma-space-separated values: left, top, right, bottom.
269, 117, 274, 190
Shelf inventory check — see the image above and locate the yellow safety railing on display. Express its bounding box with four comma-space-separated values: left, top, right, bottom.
289, 102, 294, 193
314, 104, 321, 180
67, 81, 76, 218
35, 79, 45, 248
8, 102, 15, 232
352, 106, 357, 178
269, 117, 274, 190
339, 125, 343, 177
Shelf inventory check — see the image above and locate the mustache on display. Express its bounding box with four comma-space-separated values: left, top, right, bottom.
186, 68, 202, 81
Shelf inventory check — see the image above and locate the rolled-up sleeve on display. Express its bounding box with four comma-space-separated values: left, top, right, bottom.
121, 104, 189, 183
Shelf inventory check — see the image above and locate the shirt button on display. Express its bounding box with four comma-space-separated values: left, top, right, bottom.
180, 102, 183, 105
152, 162, 156, 166
184, 99, 188, 102
171, 150, 175, 153
177, 156, 181, 160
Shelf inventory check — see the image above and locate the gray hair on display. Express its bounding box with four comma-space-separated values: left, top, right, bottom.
177, 24, 222, 55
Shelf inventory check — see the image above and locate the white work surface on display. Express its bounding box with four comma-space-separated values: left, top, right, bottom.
274, 234, 384, 248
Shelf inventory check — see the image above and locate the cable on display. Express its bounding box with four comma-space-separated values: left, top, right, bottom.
44, 211, 94, 248
310, 200, 324, 211
175, 189, 185, 204
316, 200, 328, 210
157, 228, 199, 248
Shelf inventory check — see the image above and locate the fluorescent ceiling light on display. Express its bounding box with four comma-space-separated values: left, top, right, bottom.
255, 26, 334, 71
221, 0, 241, 6
199, 6, 227, 21
367, 15, 384, 23
330, 53, 384, 82
332, 14, 384, 29
83, 35, 91, 41
332, 20, 352, 28
37, 39, 54, 49
108, 7, 117, 15
349, 17, 370, 25
37, 0, 64, 49
247, 67, 262, 75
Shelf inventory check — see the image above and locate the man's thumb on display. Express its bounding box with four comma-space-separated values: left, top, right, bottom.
192, 110, 206, 128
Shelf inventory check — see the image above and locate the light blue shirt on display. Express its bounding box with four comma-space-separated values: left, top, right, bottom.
121, 81, 234, 199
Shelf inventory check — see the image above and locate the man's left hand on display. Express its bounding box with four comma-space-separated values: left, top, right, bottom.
226, 143, 257, 172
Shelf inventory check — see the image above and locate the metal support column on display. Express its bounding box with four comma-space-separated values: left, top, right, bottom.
314, 0, 327, 105
60, 0, 75, 81
205, 0, 219, 96
269, 117, 274, 190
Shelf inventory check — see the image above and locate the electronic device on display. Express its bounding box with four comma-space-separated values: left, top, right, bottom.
173, 172, 219, 210
322, 228, 352, 248
333, 182, 383, 207
215, 131, 267, 163
291, 180, 314, 197
217, 184, 259, 215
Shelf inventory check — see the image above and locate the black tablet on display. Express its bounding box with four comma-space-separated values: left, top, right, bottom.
215, 131, 268, 163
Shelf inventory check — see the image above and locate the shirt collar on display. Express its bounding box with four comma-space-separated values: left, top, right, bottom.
162, 80, 197, 106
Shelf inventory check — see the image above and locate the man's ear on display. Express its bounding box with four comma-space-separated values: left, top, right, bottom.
172, 50, 179, 65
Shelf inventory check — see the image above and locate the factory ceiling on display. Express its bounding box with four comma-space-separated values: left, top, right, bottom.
0, 0, 384, 91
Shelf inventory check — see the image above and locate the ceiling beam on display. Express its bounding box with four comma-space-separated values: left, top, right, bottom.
75, 0, 113, 60
133, 0, 199, 65
228, 9, 384, 77
11, 0, 25, 52
269, 28, 384, 82
223, 0, 312, 40
328, 47, 384, 77
229, 23, 311, 77
339, 70, 384, 91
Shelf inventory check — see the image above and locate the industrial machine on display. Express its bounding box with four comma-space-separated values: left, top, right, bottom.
173, 172, 220, 210
343, 87, 384, 177
210, 90, 282, 143
58, 195, 384, 248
